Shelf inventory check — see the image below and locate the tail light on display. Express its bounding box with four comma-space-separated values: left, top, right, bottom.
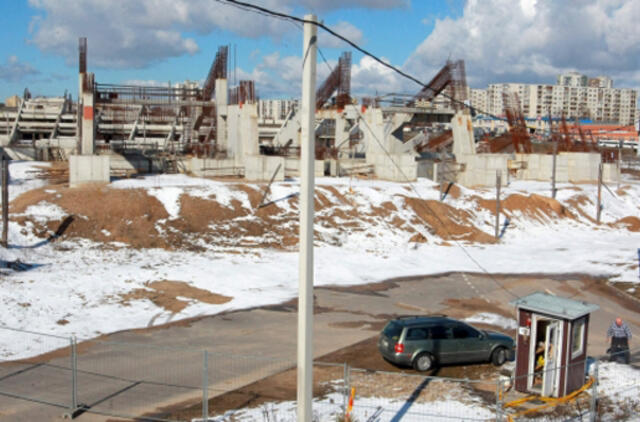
394, 343, 404, 353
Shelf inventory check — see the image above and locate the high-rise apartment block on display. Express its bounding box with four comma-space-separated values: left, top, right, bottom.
470, 72, 637, 125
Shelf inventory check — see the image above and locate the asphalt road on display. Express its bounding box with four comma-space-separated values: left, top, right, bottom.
0, 272, 638, 421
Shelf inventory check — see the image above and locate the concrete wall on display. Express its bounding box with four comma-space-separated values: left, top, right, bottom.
244, 155, 285, 181
69, 155, 110, 187
370, 153, 417, 182
328, 158, 371, 177
284, 158, 324, 178
456, 153, 509, 187
564, 152, 600, 182
514, 153, 569, 183
190, 157, 242, 177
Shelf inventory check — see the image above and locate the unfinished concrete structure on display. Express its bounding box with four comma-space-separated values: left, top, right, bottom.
0, 40, 623, 186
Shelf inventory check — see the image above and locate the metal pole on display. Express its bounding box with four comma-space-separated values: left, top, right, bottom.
343, 363, 349, 417
1, 155, 8, 247
551, 140, 557, 199
596, 162, 603, 224
202, 350, 209, 422
495, 378, 502, 422
298, 14, 317, 422
590, 360, 598, 422
618, 140, 622, 190
495, 170, 501, 240
71, 335, 77, 412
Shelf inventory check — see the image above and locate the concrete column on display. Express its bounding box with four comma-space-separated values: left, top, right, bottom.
451, 110, 475, 158
298, 14, 317, 422
215, 78, 228, 153
81, 73, 95, 155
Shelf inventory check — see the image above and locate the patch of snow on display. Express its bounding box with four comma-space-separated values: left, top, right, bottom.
197, 392, 495, 422
21, 201, 67, 223
465, 313, 518, 330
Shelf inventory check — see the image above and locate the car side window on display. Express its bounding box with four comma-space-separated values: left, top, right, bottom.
406, 327, 429, 341
430, 325, 450, 340
452, 323, 480, 339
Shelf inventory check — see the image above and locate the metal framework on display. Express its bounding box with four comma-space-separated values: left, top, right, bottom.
413, 59, 467, 110
315, 52, 351, 110
201, 46, 229, 100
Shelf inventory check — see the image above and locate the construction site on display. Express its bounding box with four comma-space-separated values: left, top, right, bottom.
1, 32, 640, 422
1, 38, 635, 190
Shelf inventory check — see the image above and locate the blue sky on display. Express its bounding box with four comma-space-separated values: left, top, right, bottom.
1, 0, 638, 102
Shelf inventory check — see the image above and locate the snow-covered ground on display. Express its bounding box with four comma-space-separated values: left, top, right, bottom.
195, 362, 640, 422
0, 161, 638, 361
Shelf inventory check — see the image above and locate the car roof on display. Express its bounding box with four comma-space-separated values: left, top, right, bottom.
390, 315, 457, 327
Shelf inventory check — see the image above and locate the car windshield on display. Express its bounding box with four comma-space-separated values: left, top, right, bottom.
382, 322, 403, 341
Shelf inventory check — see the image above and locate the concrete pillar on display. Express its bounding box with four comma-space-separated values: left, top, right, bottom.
215, 78, 228, 153
81, 73, 95, 155
451, 110, 475, 158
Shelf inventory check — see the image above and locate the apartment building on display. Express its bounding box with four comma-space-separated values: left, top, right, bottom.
258, 98, 298, 122
474, 72, 637, 125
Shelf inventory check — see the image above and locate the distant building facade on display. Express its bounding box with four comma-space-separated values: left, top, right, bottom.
470, 72, 637, 125
258, 99, 298, 122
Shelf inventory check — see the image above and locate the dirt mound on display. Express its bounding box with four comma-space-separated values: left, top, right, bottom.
615, 216, 640, 232
120, 280, 231, 313
500, 194, 575, 222
404, 197, 495, 243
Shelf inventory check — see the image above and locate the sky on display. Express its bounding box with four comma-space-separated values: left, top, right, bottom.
0, 0, 639, 101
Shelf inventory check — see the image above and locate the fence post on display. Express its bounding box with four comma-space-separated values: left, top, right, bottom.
203, 350, 209, 422
71, 335, 78, 413
495, 378, 502, 422
343, 362, 350, 418
590, 359, 598, 422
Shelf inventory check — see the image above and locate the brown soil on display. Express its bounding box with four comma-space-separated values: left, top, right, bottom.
120, 280, 231, 313
8, 181, 639, 252
500, 194, 575, 222
403, 196, 496, 243
615, 216, 640, 231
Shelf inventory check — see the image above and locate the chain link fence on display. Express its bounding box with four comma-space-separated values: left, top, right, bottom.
1, 324, 640, 421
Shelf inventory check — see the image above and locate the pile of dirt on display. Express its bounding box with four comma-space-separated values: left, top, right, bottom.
12, 185, 171, 249
615, 216, 640, 232
404, 197, 496, 243
7, 179, 638, 252
120, 280, 231, 313
499, 194, 575, 222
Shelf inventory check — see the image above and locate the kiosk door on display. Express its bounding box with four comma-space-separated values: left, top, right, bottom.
542, 321, 560, 397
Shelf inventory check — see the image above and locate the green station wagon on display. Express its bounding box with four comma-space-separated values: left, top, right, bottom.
378, 315, 515, 371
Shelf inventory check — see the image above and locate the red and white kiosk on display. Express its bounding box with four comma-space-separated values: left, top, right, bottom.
511, 292, 599, 397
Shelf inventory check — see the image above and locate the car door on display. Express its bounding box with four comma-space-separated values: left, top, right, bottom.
449, 322, 488, 364
429, 324, 456, 364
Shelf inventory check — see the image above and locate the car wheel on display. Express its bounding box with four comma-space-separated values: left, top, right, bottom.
491, 347, 507, 366
413, 353, 433, 372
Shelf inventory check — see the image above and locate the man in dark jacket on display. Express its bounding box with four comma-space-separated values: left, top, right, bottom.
607, 317, 632, 364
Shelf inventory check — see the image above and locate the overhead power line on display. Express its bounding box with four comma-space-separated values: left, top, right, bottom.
216, 0, 521, 299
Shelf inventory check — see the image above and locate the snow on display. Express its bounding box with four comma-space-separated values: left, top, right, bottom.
198, 392, 495, 422
464, 313, 518, 330
1, 162, 640, 362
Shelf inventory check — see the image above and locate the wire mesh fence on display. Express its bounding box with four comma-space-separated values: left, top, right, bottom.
0, 326, 73, 413
2, 323, 640, 422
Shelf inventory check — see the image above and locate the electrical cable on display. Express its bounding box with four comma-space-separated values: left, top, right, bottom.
313, 46, 518, 300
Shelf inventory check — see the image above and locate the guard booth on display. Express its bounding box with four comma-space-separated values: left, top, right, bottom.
510, 292, 599, 397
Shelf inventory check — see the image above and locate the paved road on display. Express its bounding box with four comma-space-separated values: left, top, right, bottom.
1, 273, 638, 421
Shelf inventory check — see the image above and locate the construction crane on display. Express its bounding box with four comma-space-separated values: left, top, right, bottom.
315, 52, 352, 110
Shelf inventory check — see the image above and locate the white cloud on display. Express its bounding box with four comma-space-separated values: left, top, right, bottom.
404, 0, 640, 90
0, 56, 40, 83
27, 0, 404, 69
318, 21, 364, 49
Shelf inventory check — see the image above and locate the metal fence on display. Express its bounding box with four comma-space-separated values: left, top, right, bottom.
1, 324, 639, 421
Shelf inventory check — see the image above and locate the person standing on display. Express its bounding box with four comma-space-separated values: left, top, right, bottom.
607, 317, 632, 364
